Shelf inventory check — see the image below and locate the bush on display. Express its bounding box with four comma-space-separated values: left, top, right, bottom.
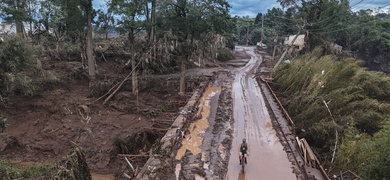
336, 122, 390, 179
0, 35, 59, 99
0, 36, 37, 99
60, 41, 81, 60
217, 48, 234, 62
12, 74, 42, 97
0, 116, 8, 133
273, 47, 390, 176
0, 36, 34, 73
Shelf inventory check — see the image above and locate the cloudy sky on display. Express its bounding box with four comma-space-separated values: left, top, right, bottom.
92, 0, 390, 18
228, 0, 281, 17
227, 0, 390, 17
350, 0, 390, 12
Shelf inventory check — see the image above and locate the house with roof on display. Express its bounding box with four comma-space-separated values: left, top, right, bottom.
0, 22, 48, 36
284, 34, 305, 51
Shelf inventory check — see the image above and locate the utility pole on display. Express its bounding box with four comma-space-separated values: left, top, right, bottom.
261, 15, 264, 42
271, 19, 308, 78
246, 24, 249, 46
272, 33, 278, 61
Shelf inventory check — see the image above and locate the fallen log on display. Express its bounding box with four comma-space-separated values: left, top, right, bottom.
102, 60, 142, 105
93, 82, 120, 103
102, 42, 160, 105
118, 154, 150, 158
143, 127, 169, 131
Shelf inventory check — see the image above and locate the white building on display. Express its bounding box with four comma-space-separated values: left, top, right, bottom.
284, 34, 305, 51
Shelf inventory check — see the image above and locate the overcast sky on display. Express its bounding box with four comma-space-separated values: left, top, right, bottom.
228, 0, 281, 17
227, 0, 390, 17
92, 0, 390, 18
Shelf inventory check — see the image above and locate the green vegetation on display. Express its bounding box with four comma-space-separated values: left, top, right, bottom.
0, 36, 62, 102
0, 36, 34, 73
0, 116, 8, 133
272, 47, 390, 178
0, 36, 36, 99
237, 0, 390, 73
217, 48, 235, 62
0, 161, 55, 179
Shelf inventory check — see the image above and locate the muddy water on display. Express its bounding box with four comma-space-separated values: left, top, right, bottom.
226, 47, 296, 180
175, 85, 221, 178
91, 173, 115, 180
175, 86, 221, 160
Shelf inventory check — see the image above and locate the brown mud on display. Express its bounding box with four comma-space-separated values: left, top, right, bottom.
0, 58, 207, 177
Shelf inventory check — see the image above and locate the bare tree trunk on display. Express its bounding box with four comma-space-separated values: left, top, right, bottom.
86, 0, 95, 82
131, 45, 137, 94
80, 31, 87, 69
16, 21, 25, 37
151, 0, 156, 43
27, 0, 33, 37
56, 38, 60, 54
130, 28, 138, 94
150, 0, 157, 74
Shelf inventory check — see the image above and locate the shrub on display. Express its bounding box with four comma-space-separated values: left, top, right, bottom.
0, 36, 37, 99
273, 47, 390, 176
217, 48, 235, 62
0, 36, 59, 99
0, 36, 34, 73
0, 116, 8, 133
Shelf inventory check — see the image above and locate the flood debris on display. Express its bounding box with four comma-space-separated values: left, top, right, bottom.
54, 146, 92, 180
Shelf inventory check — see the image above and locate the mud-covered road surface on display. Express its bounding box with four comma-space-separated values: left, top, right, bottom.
141, 46, 301, 180
225, 46, 296, 179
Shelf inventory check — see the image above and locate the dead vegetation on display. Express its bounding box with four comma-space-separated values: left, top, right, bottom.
54, 147, 92, 180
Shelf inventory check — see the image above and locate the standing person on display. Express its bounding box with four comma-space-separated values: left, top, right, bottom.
239, 138, 249, 165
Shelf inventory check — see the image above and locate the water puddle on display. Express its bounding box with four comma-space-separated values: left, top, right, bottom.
238, 171, 246, 180
195, 174, 206, 180
175, 86, 221, 160
91, 173, 115, 180
265, 121, 272, 129
174, 85, 221, 179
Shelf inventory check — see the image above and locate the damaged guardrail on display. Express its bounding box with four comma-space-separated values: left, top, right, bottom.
261, 78, 330, 180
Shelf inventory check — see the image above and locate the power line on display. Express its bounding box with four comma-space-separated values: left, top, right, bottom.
310, 17, 379, 34
379, 3, 390, 9
351, 0, 365, 7
353, 0, 375, 11
258, 1, 388, 36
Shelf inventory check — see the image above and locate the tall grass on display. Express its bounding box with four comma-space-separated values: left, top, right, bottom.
272, 47, 390, 178
0, 161, 55, 179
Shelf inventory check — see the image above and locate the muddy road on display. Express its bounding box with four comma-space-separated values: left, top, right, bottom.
138, 46, 300, 180
225, 46, 296, 179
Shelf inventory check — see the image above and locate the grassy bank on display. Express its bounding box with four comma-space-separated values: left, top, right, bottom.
272, 47, 390, 178
0, 161, 55, 179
